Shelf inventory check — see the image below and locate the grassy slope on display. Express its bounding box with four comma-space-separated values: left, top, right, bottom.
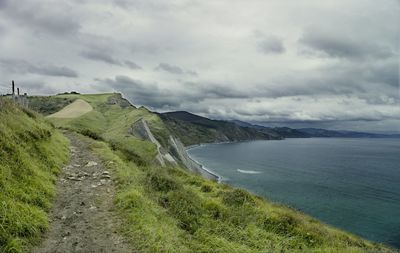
43, 94, 395, 252
0, 100, 69, 252
49, 93, 161, 165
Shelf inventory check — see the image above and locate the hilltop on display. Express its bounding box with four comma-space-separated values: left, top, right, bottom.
1, 93, 397, 252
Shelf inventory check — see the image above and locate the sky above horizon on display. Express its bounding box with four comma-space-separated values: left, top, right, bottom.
0, 0, 399, 133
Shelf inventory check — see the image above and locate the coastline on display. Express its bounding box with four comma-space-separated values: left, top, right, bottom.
185, 142, 222, 183
183, 139, 282, 183
185, 150, 222, 183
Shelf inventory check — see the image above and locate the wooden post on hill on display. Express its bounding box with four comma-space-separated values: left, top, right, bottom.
12, 80, 16, 102
17, 87, 20, 104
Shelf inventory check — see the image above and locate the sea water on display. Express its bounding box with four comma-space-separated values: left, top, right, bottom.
188, 138, 400, 248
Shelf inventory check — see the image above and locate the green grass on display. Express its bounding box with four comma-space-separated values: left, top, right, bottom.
0, 100, 69, 252
28, 93, 397, 252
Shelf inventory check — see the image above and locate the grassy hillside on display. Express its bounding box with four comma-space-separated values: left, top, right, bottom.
0, 100, 69, 252
30, 93, 396, 252
46, 93, 163, 165
160, 111, 282, 146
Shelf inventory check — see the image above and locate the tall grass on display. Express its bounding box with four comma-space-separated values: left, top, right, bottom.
0, 101, 69, 252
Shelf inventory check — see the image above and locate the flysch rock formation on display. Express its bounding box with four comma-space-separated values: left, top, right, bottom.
129, 118, 177, 166
168, 136, 220, 181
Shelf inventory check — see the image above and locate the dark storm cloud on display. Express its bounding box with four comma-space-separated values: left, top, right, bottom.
0, 0, 81, 35
257, 37, 285, 54
299, 29, 394, 59
155, 63, 197, 76
0, 59, 78, 78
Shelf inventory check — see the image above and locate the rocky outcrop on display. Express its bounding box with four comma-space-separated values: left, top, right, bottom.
168, 136, 220, 181
129, 118, 177, 166
107, 93, 133, 108
128, 117, 218, 180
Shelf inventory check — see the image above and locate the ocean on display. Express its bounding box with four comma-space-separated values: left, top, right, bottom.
187, 138, 400, 248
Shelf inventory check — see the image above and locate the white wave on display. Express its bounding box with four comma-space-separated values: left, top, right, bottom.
237, 169, 262, 174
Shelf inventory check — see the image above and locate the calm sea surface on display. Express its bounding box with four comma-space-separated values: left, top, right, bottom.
187, 138, 400, 248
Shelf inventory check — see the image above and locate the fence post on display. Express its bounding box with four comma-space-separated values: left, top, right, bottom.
17, 88, 20, 104
12, 80, 15, 102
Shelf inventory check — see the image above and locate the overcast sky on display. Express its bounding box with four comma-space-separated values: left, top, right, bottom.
0, 0, 399, 133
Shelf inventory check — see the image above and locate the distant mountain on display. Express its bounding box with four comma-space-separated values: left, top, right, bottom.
159, 111, 282, 146
231, 120, 309, 138
297, 128, 400, 138
273, 127, 311, 138
161, 111, 399, 145
231, 121, 400, 138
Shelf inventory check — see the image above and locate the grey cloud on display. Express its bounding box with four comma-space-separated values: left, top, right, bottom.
156, 63, 184, 74
96, 76, 245, 109
257, 37, 285, 54
80, 51, 142, 69
299, 29, 393, 59
0, 59, 78, 78
156, 63, 197, 76
124, 60, 142, 69
81, 51, 121, 65
0, 0, 80, 35
1, 0, 398, 132
365, 59, 399, 88
98, 75, 181, 108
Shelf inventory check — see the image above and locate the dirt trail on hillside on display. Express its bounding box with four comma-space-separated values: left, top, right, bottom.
33, 134, 133, 253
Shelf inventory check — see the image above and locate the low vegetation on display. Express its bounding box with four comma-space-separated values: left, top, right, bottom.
0, 100, 69, 252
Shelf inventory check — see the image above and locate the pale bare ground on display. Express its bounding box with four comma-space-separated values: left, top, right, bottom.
47, 99, 93, 118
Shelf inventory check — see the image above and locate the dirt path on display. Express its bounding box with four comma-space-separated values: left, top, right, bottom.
33, 134, 133, 253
